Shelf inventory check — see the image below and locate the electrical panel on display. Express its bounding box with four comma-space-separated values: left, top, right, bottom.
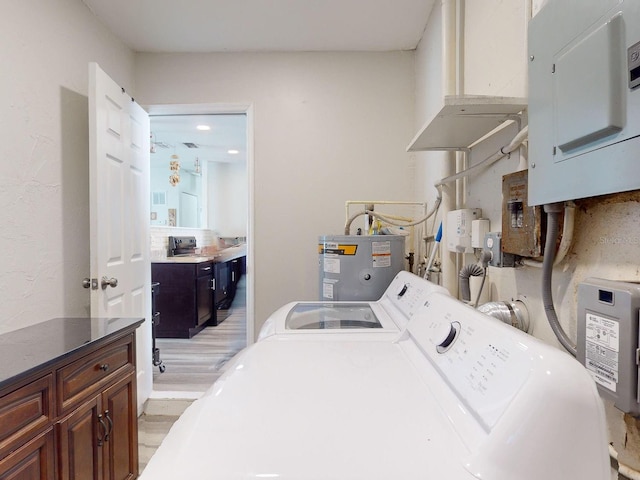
446, 209, 481, 253
577, 278, 640, 414
528, 0, 640, 206
502, 170, 545, 258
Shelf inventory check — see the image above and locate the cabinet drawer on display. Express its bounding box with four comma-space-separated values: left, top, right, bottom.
197, 262, 213, 277
56, 334, 134, 415
0, 375, 53, 458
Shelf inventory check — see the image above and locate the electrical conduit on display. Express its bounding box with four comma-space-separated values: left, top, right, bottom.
542, 202, 577, 356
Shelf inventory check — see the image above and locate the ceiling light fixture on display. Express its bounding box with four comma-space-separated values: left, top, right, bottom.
228, 149, 239, 155
196, 125, 211, 131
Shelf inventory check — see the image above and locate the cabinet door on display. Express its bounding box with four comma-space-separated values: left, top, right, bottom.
57, 397, 102, 480
214, 262, 230, 307
196, 274, 214, 326
0, 428, 55, 480
101, 372, 137, 480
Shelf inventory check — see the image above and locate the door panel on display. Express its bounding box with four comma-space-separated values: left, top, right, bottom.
89, 63, 152, 410
0, 429, 55, 480
57, 398, 101, 480
102, 373, 137, 480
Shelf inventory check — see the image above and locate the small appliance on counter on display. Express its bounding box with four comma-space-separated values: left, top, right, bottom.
168, 236, 198, 256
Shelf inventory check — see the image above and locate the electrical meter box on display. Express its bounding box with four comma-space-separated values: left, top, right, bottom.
528, 0, 640, 206
577, 278, 640, 414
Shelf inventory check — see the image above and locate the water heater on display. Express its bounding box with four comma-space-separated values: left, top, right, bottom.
318, 235, 405, 301
528, 0, 640, 206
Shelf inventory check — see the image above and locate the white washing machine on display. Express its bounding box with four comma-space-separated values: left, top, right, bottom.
259, 271, 450, 339
141, 272, 609, 480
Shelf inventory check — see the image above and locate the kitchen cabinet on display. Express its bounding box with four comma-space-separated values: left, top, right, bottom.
215, 256, 245, 311
214, 261, 231, 310
0, 317, 142, 480
152, 261, 216, 338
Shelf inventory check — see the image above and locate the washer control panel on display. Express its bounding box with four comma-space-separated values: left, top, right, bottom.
407, 292, 532, 430
380, 271, 450, 328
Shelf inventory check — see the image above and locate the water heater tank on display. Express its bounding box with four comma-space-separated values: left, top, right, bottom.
318, 235, 406, 301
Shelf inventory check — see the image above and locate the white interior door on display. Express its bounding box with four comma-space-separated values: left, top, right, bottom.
89, 63, 152, 413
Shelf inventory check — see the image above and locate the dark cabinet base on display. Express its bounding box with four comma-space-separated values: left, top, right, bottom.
152, 256, 245, 338
152, 262, 216, 339
156, 320, 213, 339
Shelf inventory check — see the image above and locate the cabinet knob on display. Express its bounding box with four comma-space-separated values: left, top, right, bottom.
99, 363, 110, 372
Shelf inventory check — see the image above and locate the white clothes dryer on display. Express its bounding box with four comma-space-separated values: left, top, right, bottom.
140, 272, 609, 480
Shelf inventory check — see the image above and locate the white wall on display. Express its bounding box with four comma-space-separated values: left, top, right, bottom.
0, 0, 135, 333
135, 51, 415, 331
415, 0, 640, 474
208, 161, 247, 238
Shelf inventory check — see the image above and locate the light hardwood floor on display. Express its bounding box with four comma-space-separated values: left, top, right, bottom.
152, 286, 247, 393
139, 277, 247, 472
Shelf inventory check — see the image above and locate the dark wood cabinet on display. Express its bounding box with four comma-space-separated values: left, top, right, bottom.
152, 261, 216, 338
0, 429, 55, 480
214, 261, 231, 310
57, 371, 137, 480
0, 318, 142, 480
152, 254, 245, 334
215, 257, 245, 311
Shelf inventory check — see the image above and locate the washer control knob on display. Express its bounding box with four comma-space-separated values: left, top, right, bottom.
435, 321, 460, 353
398, 283, 409, 297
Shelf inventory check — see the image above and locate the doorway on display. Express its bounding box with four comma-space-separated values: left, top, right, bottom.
146, 103, 254, 396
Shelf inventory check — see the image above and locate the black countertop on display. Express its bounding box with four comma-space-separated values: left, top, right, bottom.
0, 317, 144, 389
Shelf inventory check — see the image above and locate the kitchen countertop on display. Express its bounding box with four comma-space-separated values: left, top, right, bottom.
0, 317, 144, 389
153, 243, 247, 264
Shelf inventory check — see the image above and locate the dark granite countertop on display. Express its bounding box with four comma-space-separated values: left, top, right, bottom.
0, 317, 144, 389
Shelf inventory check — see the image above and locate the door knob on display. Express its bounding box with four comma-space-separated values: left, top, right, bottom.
101, 276, 118, 290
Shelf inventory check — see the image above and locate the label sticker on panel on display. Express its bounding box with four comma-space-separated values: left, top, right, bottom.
584, 312, 619, 392
372, 241, 392, 268
322, 280, 335, 299
324, 257, 340, 274
319, 243, 358, 255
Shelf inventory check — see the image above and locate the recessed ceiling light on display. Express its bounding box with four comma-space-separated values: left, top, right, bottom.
196, 125, 210, 131
228, 149, 239, 154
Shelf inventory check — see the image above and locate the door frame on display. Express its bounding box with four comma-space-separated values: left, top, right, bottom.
146, 102, 255, 347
